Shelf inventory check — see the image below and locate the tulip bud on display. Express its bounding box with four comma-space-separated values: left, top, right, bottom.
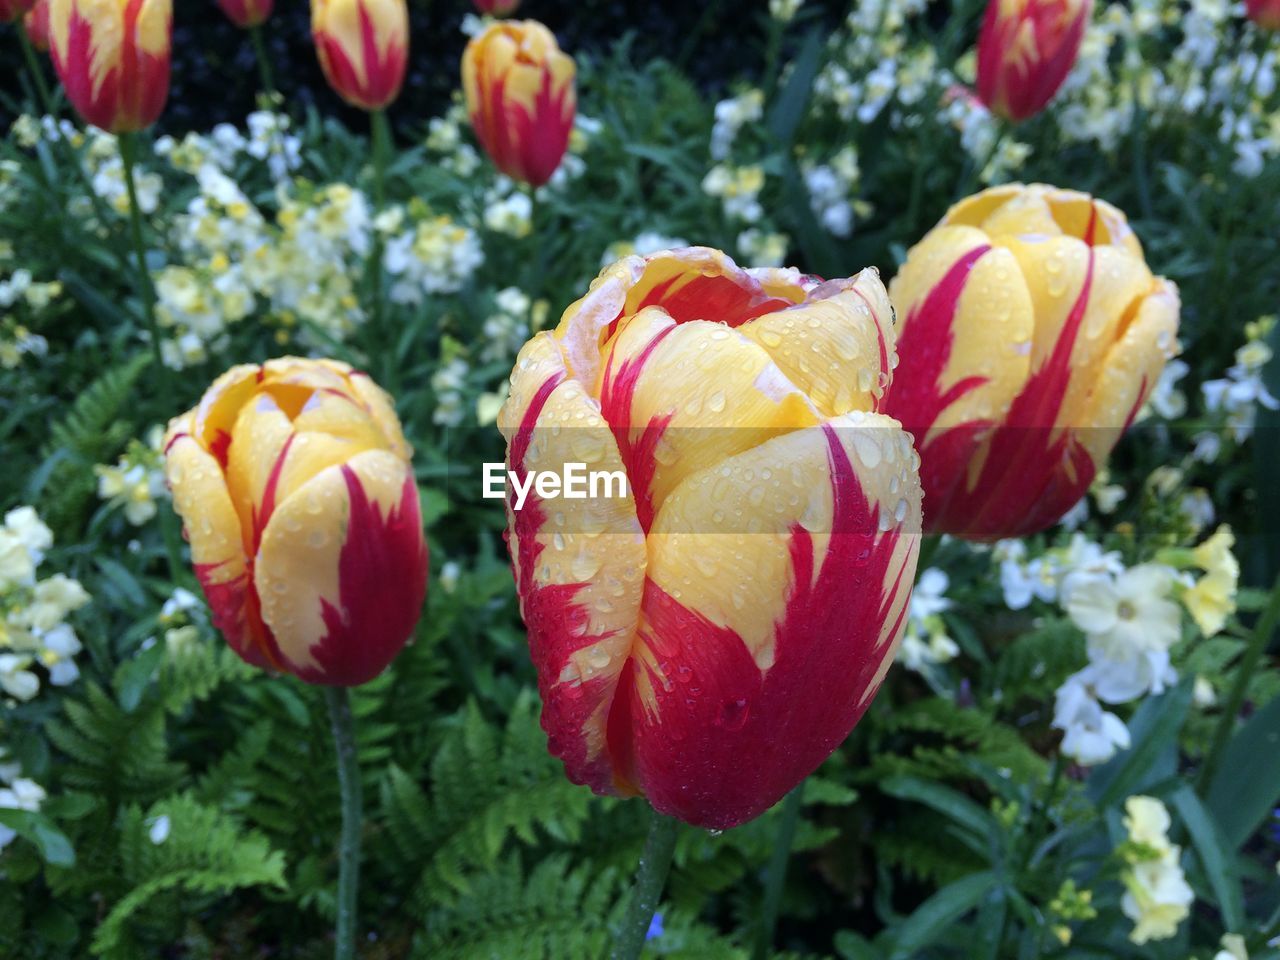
48, 0, 171, 132
497, 247, 922, 829
2, 0, 34, 23
217, 0, 272, 29
24, 0, 50, 49
975, 0, 1092, 122
1246, 0, 1280, 29
311, 0, 407, 111
463, 20, 576, 187
884, 184, 1180, 540
163, 358, 428, 687
473, 0, 519, 14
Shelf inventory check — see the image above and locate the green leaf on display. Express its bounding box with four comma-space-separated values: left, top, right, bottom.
766, 28, 824, 148
0, 810, 75, 867
1170, 785, 1244, 932
1207, 692, 1280, 850
114, 642, 167, 713
888, 870, 999, 958
1088, 678, 1193, 808
879, 776, 999, 861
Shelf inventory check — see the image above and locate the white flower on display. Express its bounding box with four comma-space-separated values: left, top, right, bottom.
483, 190, 533, 238
1054, 674, 1131, 765
1214, 933, 1249, 960
439, 561, 461, 594
0, 654, 40, 701
148, 814, 171, 844
0, 775, 47, 847
5, 506, 52, 562
711, 89, 764, 159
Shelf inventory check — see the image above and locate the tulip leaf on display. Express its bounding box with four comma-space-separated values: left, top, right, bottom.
1087, 678, 1193, 809
1170, 785, 1244, 932
888, 869, 999, 958
1206, 692, 1280, 851
765, 28, 824, 149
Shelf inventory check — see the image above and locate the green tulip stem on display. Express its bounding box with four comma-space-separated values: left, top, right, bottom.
325, 686, 362, 960
1197, 569, 1280, 793
612, 806, 679, 960
118, 132, 170, 389
250, 25, 275, 97
753, 782, 805, 960
366, 109, 392, 368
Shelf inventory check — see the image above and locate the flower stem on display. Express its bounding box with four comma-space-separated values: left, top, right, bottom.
118, 133, 170, 388
752, 782, 805, 960
366, 110, 391, 361
612, 806, 679, 960
1197, 569, 1280, 794
325, 686, 362, 960
249, 25, 275, 97
15, 22, 56, 119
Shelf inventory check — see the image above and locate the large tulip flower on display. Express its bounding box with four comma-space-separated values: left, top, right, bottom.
1246, 0, 1280, 28
976, 0, 1092, 122
163, 358, 427, 687
48, 0, 171, 132
217, 0, 271, 29
311, 0, 407, 111
463, 19, 575, 187
1, 0, 34, 23
497, 247, 922, 829
883, 184, 1180, 541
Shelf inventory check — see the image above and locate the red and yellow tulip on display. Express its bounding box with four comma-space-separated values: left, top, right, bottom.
497, 247, 921, 829
217, 0, 271, 29
463, 20, 576, 187
2, 0, 35, 23
1246, 0, 1280, 29
311, 0, 407, 111
883, 184, 1180, 541
48, 0, 171, 132
163, 358, 428, 687
24, 0, 50, 49
473, 0, 519, 14
975, 0, 1092, 122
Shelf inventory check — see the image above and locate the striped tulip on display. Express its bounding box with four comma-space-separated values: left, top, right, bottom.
311, 0, 407, 111
498, 247, 922, 829
1246, 0, 1280, 28
48, 0, 171, 132
463, 20, 575, 187
473, 0, 520, 14
163, 358, 428, 687
976, 0, 1092, 122
24, 0, 50, 48
2, 0, 34, 23
217, 0, 271, 29
883, 184, 1180, 540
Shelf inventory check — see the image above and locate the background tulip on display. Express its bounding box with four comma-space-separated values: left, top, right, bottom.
48, 0, 171, 132
1, 0, 35, 23
1245, 0, 1280, 28
24, 0, 50, 49
473, 0, 520, 14
216, 0, 271, 29
163, 358, 427, 687
497, 247, 922, 829
463, 20, 575, 187
312, 0, 407, 111
883, 184, 1180, 540
976, 0, 1092, 122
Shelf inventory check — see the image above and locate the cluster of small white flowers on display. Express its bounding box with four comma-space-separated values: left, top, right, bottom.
425, 103, 483, 178
545, 115, 601, 189
802, 146, 863, 237
711, 89, 764, 160
95, 427, 168, 527
0, 268, 58, 369
0, 268, 61, 313
736, 228, 790, 268
940, 91, 1032, 183
483, 181, 533, 238
898, 568, 960, 672
600, 230, 690, 268
1201, 319, 1278, 443
479, 287, 532, 364
158, 587, 204, 654
702, 164, 765, 223
431, 346, 471, 428
1118, 796, 1194, 944
382, 205, 484, 306
0, 508, 90, 702
156, 110, 303, 182
0, 749, 46, 853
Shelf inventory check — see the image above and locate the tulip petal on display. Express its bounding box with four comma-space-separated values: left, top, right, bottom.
613, 413, 920, 827
255, 449, 426, 686
739, 268, 895, 416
